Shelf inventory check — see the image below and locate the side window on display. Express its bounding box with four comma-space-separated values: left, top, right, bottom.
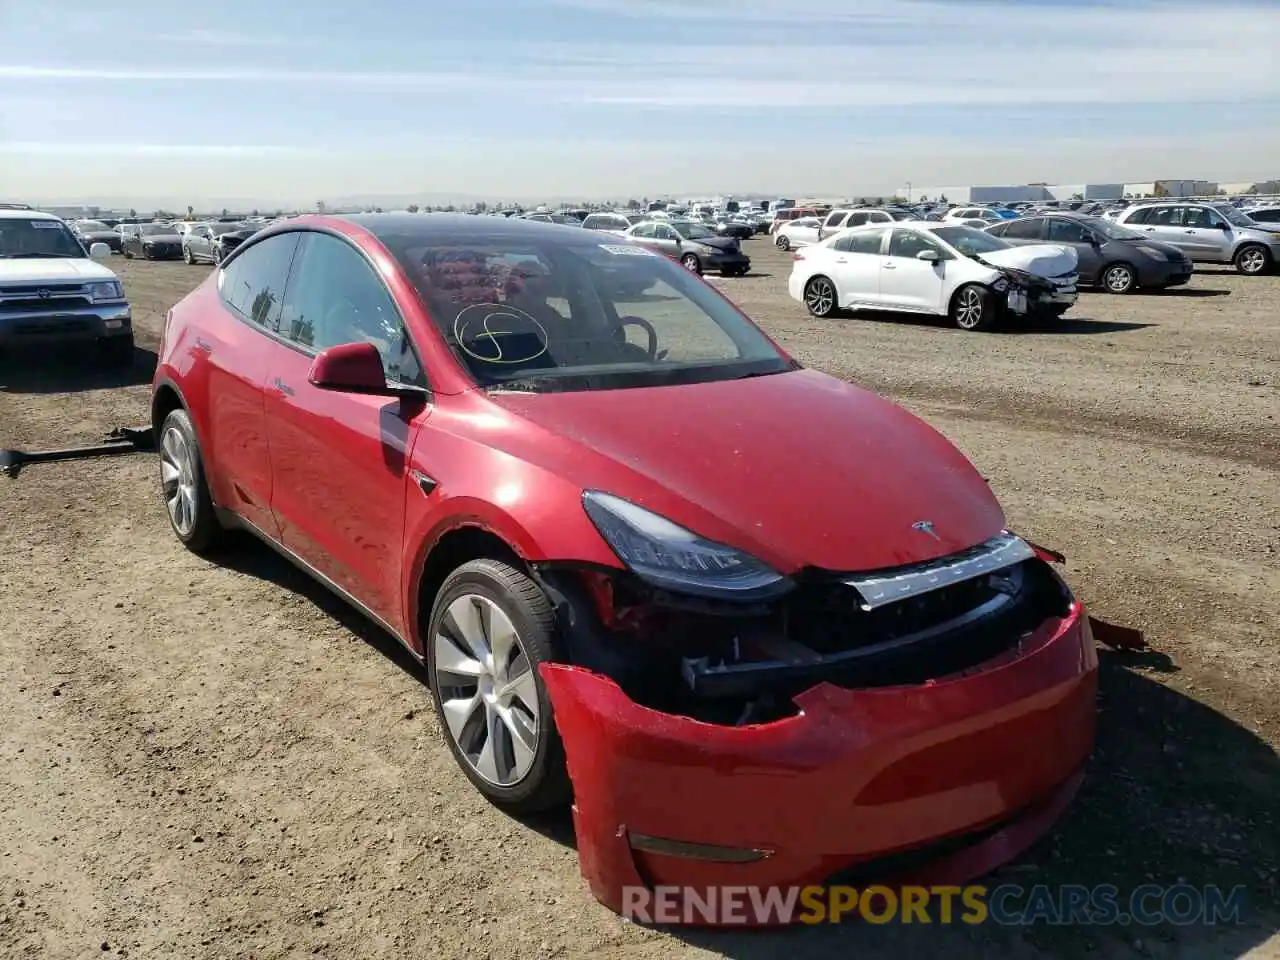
1147, 207, 1176, 226
887, 229, 945, 259
846, 228, 888, 255
1252, 209, 1280, 223
655, 225, 678, 241
218, 232, 300, 331
1004, 218, 1045, 240
869, 212, 891, 223
630, 223, 656, 239
1046, 219, 1089, 243
824, 212, 847, 228
986, 222, 1007, 237
1124, 207, 1150, 225
847, 212, 869, 227
278, 233, 422, 385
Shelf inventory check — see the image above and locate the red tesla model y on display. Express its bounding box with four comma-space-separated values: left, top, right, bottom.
151, 213, 1097, 921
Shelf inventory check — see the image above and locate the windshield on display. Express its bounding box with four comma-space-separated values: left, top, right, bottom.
382, 234, 792, 393
1084, 217, 1144, 241
212, 223, 247, 235
76, 220, 109, 231
671, 221, 717, 240
0, 219, 85, 258
1215, 204, 1257, 228
140, 224, 174, 236
931, 226, 1011, 256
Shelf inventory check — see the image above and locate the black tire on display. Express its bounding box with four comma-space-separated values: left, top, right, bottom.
950, 283, 997, 331
123, 249, 134, 260
183, 245, 195, 265
1099, 262, 1136, 294
803, 275, 838, 318
142, 246, 152, 261
777, 236, 791, 252
680, 252, 701, 274
100, 335, 134, 366
1233, 243, 1270, 276
213, 246, 223, 265
157, 408, 222, 554
425, 559, 571, 815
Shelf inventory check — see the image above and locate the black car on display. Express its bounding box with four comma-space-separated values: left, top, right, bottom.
183, 222, 259, 264
71, 219, 122, 253
986, 213, 1192, 293
714, 218, 754, 241
122, 223, 184, 260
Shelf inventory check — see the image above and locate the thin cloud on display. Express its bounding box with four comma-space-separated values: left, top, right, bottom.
0, 142, 318, 157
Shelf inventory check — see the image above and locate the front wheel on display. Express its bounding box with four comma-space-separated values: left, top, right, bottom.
680, 253, 701, 274
950, 284, 997, 331
776, 236, 791, 252
426, 559, 571, 814
158, 409, 222, 554
1100, 262, 1136, 294
1234, 244, 1270, 276
183, 246, 195, 265
803, 275, 837, 318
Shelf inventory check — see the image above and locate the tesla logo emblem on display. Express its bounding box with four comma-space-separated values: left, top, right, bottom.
36, 289, 51, 299
912, 520, 941, 541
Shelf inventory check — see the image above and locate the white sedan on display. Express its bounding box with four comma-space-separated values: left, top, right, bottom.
773, 217, 822, 251
787, 221, 1079, 331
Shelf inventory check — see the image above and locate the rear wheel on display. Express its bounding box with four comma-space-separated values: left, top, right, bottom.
158, 408, 222, 554
1234, 244, 1270, 276
804, 275, 837, 318
426, 559, 570, 814
1100, 262, 1136, 294
950, 284, 997, 331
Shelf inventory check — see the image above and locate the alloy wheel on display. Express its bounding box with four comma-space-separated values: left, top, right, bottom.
432, 595, 540, 787
1104, 265, 1134, 293
159, 425, 199, 537
955, 287, 984, 328
1237, 247, 1266, 275
805, 277, 835, 317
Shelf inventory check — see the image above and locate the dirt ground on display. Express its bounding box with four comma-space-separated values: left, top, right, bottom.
1, 240, 1277, 960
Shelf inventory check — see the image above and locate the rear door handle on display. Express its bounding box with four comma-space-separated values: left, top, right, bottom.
882, 263, 897, 269
272, 377, 294, 397
835, 257, 848, 263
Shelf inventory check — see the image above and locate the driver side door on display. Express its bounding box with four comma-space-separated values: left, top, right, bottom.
264, 230, 430, 635
1180, 206, 1232, 261
878, 228, 949, 312
650, 224, 683, 258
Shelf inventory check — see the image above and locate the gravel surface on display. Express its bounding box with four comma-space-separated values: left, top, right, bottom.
1, 241, 1277, 959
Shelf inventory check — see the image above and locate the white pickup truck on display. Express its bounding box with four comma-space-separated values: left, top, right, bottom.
0, 208, 134, 364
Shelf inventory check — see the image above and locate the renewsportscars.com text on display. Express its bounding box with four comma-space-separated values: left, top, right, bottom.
622, 883, 1249, 926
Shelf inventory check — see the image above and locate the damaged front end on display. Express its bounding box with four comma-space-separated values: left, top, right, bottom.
532, 531, 1099, 922
980, 258, 1079, 318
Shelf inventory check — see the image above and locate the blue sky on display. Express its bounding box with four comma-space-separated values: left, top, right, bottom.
2, 0, 1278, 204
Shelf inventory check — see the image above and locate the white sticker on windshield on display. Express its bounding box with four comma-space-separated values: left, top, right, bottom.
598, 243, 656, 256
30, 221, 62, 229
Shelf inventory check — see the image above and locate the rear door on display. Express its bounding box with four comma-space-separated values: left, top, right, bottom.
264, 230, 429, 635
996, 217, 1046, 246
826, 227, 889, 307
203, 231, 302, 535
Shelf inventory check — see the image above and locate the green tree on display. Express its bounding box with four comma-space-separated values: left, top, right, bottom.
407, 204, 420, 213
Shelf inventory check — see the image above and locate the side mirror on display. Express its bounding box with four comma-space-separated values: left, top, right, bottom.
308, 341, 394, 395
916, 249, 940, 262
88, 242, 112, 259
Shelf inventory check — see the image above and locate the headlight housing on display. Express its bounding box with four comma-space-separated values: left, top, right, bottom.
992, 276, 1010, 292
1136, 245, 1167, 261
85, 280, 124, 302
582, 490, 787, 600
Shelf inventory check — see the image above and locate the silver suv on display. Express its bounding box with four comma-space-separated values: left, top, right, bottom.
1114, 202, 1280, 275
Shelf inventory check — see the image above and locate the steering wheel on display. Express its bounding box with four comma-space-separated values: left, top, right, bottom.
616, 315, 660, 361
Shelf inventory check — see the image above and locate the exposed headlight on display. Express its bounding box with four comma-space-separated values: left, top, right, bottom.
1136, 246, 1167, 261
582, 490, 787, 599
992, 277, 1010, 292
85, 280, 124, 302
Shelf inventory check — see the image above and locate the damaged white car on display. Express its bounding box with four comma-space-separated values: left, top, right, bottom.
789, 221, 1079, 330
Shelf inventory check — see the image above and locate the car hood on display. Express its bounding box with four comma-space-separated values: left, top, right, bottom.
0, 258, 118, 283
142, 234, 182, 242
978, 244, 1078, 277
1113, 237, 1186, 259
689, 236, 740, 251
488, 368, 1005, 573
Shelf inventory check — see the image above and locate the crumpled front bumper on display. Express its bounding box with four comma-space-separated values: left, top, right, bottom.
541, 602, 1097, 924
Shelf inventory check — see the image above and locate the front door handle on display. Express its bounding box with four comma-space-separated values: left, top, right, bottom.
835, 257, 848, 263
272, 377, 294, 397
882, 263, 898, 269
